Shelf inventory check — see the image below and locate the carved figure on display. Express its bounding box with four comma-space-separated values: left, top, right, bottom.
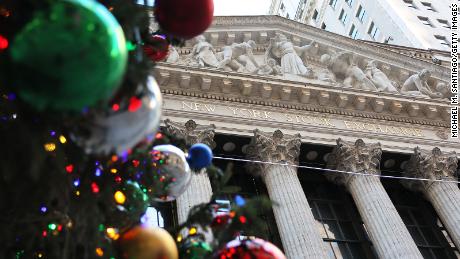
435, 82, 453, 100
252, 58, 283, 76
166, 46, 180, 63
216, 40, 259, 72
365, 60, 398, 92
188, 35, 219, 68
265, 33, 316, 77
322, 52, 377, 90
401, 69, 443, 98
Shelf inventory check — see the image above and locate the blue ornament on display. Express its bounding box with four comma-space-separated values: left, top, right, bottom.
187, 143, 213, 170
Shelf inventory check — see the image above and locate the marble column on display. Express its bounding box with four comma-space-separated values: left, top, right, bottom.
327, 139, 423, 259
404, 147, 460, 249
247, 129, 327, 259
164, 119, 215, 223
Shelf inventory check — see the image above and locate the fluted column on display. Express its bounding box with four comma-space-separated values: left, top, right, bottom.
327, 139, 422, 259
247, 129, 327, 259
404, 147, 460, 248
164, 119, 215, 223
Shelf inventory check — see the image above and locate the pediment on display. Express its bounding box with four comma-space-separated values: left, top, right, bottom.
155, 16, 454, 127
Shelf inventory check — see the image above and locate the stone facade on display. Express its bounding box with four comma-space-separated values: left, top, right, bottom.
156, 16, 459, 258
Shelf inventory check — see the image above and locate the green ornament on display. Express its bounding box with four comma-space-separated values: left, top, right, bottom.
179, 237, 213, 259
10, 0, 127, 111
122, 180, 149, 214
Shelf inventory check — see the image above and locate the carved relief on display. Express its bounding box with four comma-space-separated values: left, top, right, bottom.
253, 58, 284, 76
165, 46, 180, 63
163, 119, 216, 148
404, 147, 458, 191
321, 52, 378, 91
186, 35, 219, 68
216, 40, 259, 72
365, 60, 399, 93
327, 139, 382, 185
401, 69, 443, 98
165, 28, 449, 101
265, 33, 316, 77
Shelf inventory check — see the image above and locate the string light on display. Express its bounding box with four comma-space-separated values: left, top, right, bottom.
114, 191, 126, 204
95, 248, 104, 257
43, 143, 56, 152
106, 227, 120, 240
213, 156, 460, 184
91, 182, 100, 194
65, 164, 74, 173
0, 34, 8, 51
59, 135, 67, 144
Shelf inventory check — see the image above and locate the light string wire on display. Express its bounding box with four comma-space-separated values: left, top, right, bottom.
212, 156, 460, 184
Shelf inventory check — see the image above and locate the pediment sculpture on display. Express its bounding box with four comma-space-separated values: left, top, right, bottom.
264, 32, 318, 78
163, 33, 448, 100
401, 69, 444, 99
321, 52, 378, 91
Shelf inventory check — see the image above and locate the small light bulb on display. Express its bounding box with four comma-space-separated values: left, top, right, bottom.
114, 191, 126, 204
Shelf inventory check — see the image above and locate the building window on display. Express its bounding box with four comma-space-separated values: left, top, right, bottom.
403, 0, 417, 9
434, 35, 451, 47
321, 22, 327, 29
339, 9, 348, 24
312, 9, 319, 21
356, 5, 366, 22
295, 0, 308, 20
329, 0, 338, 9
349, 24, 359, 39
421, 2, 437, 12
438, 19, 451, 29
418, 16, 434, 27
345, 0, 354, 7
367, 21, 380, 40
300, 176, 376, 259
384, 180, 459, 258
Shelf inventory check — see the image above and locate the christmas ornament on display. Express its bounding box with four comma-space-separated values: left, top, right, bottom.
154, 0, 214, 39
72, 76, 162, 155
119, 226, 178, 259
144, 34, 170, 62
214, 238, 286, 259
149, 145, 192, 202
187, 143, 213, 170
117, 181, 149, 214
9, 0, 127, 111
179, 236, 212, 259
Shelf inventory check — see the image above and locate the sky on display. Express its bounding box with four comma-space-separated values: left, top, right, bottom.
214, 0, 271, 15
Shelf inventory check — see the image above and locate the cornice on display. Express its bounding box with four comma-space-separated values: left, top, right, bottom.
156, 64, 451, 128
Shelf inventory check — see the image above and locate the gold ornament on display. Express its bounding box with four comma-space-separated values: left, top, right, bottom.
119, 226, 178, 259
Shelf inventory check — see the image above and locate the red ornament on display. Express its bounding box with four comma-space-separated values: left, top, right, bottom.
143, 35, 169, 62
214, 238, 286, 259
154, 0, 214, 39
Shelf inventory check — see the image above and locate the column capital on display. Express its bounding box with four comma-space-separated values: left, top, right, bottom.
404, 147, 458, 191
327, 139, 382, 185
163, 119, 216, 148
247, 129, 301, 165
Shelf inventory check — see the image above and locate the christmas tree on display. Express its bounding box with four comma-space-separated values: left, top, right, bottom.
0, 0, 285, 258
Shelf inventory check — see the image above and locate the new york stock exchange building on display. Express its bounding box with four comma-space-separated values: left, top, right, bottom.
153, 16, 460, 259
